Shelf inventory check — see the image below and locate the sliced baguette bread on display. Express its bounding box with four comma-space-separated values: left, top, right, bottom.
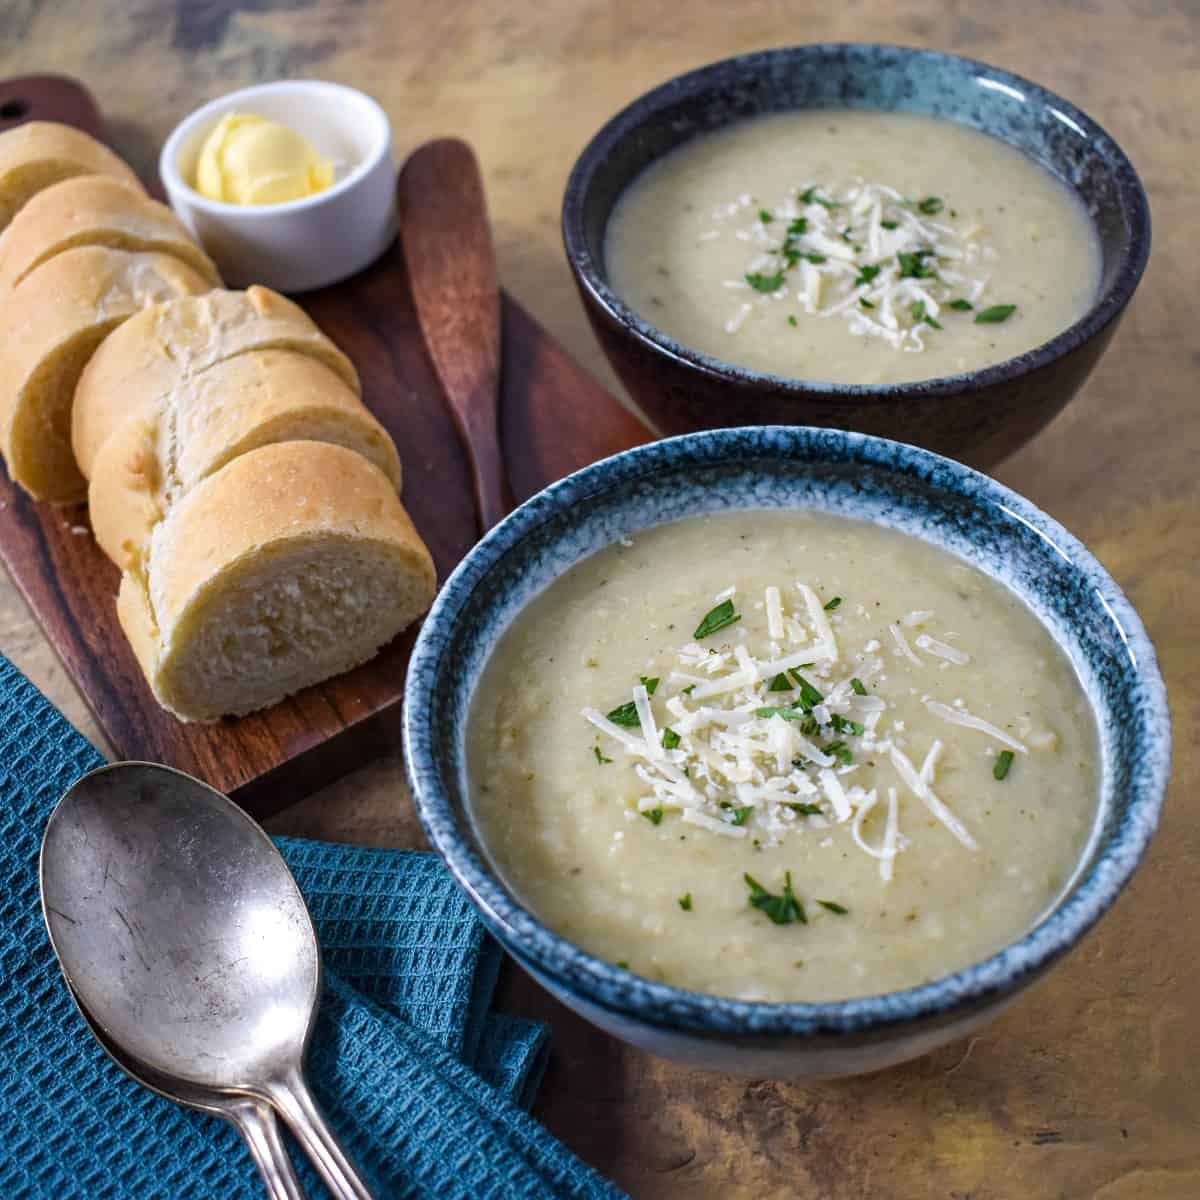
0, 245, 214, 503
0, 174, 221, 291
89, 349, 403, 570
72, 285, 360, 478
0, 121, 143, 231
117, 440, 435, 722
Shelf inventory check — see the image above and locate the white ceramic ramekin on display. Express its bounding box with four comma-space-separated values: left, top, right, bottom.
160, 80, 396, 293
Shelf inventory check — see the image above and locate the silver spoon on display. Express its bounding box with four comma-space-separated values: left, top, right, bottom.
40, 762, 374, 1200
70, 987, 305, 1199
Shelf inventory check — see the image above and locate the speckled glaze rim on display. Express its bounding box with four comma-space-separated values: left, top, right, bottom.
403, 427, 1170, 1039
561, 43, 1152, 401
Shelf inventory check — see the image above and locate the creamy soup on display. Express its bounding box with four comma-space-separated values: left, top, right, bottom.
605, 111, 1101, 385
468, 512, 1099, 1002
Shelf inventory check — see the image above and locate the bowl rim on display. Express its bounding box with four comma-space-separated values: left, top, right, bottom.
403, 425, 1171, 1039
159, 78, 392, 218
561, 42, 1152, 401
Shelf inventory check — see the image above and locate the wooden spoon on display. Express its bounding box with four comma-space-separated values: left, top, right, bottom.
396, 138, 511, 533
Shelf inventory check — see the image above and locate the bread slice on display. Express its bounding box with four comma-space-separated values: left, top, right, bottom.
0, 245, 214, 503
0, 120, 142, 231
117, 440, 436, 722
0, 174, 221, 291
89, 349, 403, 570
72, 285, 360, 478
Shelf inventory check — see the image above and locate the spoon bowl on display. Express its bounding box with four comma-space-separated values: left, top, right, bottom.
40, 761, 373, 1199
41, 761, 316, 1090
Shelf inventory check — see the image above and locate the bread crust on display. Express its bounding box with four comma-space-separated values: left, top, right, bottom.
0, 245, 214, 502
72, 285, 360, 477
89, 349, 402, 570
0, 121, 143, 230
120, 441, 436, 720
0, 174, 221, 290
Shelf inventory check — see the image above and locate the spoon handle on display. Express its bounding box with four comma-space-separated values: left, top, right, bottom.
267, 1069, 375, 1200
396, 137, 511, 533
228, 1097, 308, 1200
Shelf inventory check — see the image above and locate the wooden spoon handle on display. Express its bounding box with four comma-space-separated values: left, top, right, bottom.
396, 138, 510, 533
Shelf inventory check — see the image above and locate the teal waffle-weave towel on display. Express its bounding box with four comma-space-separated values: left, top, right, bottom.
0, 654, 622, 1199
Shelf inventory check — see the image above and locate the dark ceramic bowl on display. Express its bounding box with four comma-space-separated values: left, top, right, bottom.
403, 426, 1170, 1079
562, 44, 1151, 468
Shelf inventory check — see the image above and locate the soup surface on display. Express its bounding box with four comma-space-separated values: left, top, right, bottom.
468, 511, 1099, 1002
605, 110, 1101, 385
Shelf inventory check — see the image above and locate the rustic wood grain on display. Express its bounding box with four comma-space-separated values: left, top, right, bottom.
0, 5, 1196, 1198
0, 77, 648, 816
398, 138, 511, 531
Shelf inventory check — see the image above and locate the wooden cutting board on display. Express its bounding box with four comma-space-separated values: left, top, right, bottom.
0, 74, 651, 816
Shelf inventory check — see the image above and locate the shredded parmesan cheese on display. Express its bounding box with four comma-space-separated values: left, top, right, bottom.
915, 634, 971, 665
798, 583, 839, 662
582, 582, 1055, 878
765, 586, 784, 640
889, 622, 923, 666
889, 743, 977, 851
714, 180, 997, 352
925, 701, 1028, 752
880, 787, 900, 882
633, 684, 661, 759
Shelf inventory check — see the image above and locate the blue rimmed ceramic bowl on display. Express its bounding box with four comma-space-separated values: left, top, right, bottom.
403, 427, 1169, 1079
562, 44, 1151, 469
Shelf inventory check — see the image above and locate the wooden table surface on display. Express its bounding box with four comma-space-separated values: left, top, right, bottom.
2, 3, 1195, 1197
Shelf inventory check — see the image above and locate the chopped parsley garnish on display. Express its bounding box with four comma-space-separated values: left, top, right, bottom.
850, 677, 868, 696
678, 893, 693, 911
829, 714, 865, 736
975, 303, 1017, 324
799, 186, 838, 209
693, 598, 741, 639
727, 804, 754, 827
787, 314, 798, 327
639, 675, 659, 695
605, 700, 639, 727
788, 802, 823, 816
817, 899, 849, 915
917, 196, 944, 215
948, 298, 974, 311
746, 270, 785, 293
593, 746, 613, 764
841, 227, 856, 243
745, 871, 807, 925
680, 684, 696, 696
803, 252, 827, 264
661, 727, 681, 751
767, 672, 794, 692
787, 217, 808, 236
897, 248, 937, 279
993, 750, 1015, 781
859, 298, 876, 309
880, 219, 899, 230
823, 596, 842, 611
759, 208, 774, 224
825, 740, 853, 766
755, 705, 803, 720
854, 264, 881, 288
788, 671, 825, 710
910, 300, 943, 330
642, 807, 663, 825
